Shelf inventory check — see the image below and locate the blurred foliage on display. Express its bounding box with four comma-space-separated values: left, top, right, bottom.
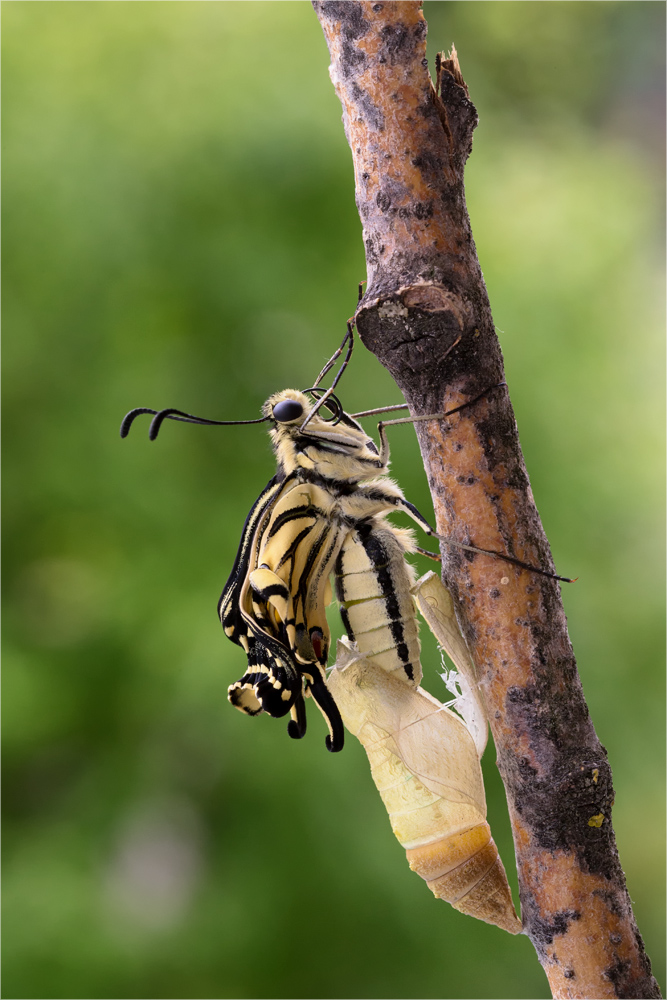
2, 3, 664, 998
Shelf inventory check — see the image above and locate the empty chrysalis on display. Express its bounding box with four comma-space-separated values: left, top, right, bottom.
327, 572, 522, 935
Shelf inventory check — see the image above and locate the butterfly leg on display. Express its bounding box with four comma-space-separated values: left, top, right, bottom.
287, 693, 307, 741
305, 668, 345, 753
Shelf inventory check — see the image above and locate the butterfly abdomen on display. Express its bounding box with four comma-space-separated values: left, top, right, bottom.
334, 520, 421, 686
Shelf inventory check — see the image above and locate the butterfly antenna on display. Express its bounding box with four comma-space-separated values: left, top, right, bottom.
121, 407, 268, 441
120, 408, 159, 438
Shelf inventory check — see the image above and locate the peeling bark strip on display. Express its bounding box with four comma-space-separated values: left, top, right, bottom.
312, 3, 660, 998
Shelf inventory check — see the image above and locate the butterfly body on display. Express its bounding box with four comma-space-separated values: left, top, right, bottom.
217, 389, 439, 751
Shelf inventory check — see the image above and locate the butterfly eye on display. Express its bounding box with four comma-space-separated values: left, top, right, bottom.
272, 399, 304, 422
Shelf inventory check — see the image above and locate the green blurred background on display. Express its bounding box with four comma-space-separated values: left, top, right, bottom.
3, 3, 664, 998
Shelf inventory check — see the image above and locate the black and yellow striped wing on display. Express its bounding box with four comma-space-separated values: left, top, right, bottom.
220, 474, 345, 751
217, 473, 289, 647
249, 482, 344, 666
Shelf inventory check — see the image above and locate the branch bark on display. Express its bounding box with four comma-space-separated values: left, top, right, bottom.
312, 3, 660, 998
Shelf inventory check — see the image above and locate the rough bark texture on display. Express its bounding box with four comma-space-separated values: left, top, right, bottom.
312, 3, 660, 999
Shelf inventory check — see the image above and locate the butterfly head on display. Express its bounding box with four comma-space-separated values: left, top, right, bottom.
264, 389, 385, 482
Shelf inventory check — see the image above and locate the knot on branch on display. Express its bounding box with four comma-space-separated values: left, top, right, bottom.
357, 285, 474, 402
357, 284, 503, 411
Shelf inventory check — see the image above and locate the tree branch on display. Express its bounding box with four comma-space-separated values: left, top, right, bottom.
312, 3, 660, 998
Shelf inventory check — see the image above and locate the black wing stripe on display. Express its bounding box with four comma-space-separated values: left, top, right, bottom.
276, 524, 318, 573
267, 504, 325, 539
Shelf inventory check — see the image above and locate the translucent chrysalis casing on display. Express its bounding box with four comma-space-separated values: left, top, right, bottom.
327, 573, 522, 935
